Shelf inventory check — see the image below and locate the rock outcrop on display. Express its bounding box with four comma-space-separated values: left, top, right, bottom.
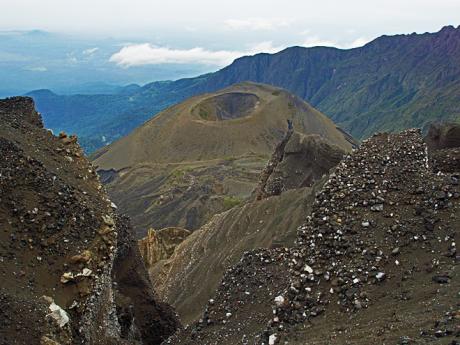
425, 122, 460, 151
138, 228, 190, 269
426, 122, 460, 174
0, 97, 179, 345
253, 131, 347, 200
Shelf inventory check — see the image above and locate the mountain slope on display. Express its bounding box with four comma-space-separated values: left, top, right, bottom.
0, 97, 179, 344
196, 25, 460, 138
145, 131, 345, 325
165, 128, 459, 345
30, 25, 460, 152
92, 83, 354, 236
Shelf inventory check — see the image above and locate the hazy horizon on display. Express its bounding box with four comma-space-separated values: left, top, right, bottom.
1, 0, 459, 94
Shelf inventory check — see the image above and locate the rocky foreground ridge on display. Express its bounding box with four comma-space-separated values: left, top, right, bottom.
0, 97, 180, 345
165, 128, 459, 344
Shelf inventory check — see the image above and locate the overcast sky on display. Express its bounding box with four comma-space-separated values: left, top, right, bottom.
2, 0, 460, 68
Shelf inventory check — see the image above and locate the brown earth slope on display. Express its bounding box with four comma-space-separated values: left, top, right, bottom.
0, 97, 179, 345
92, 82, 355, 237
146, 131, 346, 325
165, 128, 459, 345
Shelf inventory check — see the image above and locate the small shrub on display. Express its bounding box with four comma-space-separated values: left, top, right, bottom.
222, 196, 242, 209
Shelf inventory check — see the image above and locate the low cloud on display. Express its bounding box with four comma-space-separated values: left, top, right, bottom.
224, 17, 293, 31
83, 47, 99, 56
110, 42, 283, 67
24, 66, 47, 72
348, 37, 369, 48
66, 52, 78, 64
302, 37, 338, 48
302, 36, 370, 48
109, 36, 370, 68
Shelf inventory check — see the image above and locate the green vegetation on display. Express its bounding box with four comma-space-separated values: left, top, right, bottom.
171, 169, 185, 178
222, 196, 242, 209
222, 156, 238, 162
199, 107, 212, 120
169, 168, 191, 184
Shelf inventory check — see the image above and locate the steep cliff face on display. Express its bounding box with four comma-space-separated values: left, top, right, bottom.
253, 131, 349, 200
0, 97, 179, 345
425, 122, 460, 151
112, 216, 180, 344
426, 122, 460, 174
138, 228, 190, 268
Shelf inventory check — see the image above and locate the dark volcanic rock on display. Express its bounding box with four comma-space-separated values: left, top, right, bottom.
253, 131, 347, 200
0, 97, 179, 345
425, 122, 460, 151
426, 122, 460, 173
166, 128, 460, 345
113, 215, 180, 344
0, 96, 44, 128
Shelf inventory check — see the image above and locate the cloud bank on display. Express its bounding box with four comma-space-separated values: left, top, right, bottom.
301, 36, 369, 48
24, 66, 47, 72
109, 35, 370, 68
110, 42, 283, 67
83, 47, 99, 56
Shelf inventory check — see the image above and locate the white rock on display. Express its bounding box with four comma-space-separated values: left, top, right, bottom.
376, 272, 386, 281
274, 295, 285, 306
80, 268, 92, 277
304, 265, 313, 274
60, 272, 74, 284
269, 334, 277, 345
102, 214, 115, 227
48, 302, 70, 327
